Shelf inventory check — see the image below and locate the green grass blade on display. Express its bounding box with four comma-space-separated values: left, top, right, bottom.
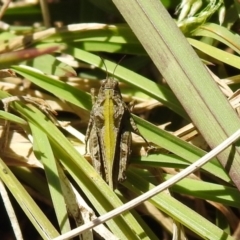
30, 123, 71, 234
188, 38, 240, 69
192, 23, 240, 54
0, 90, 152, 239
133, 115, 230, 182
11, 65, 92, 111
125, 169, 234, 240
11, 51, 187, 119
0, 159, 60, 239
21, 54, 76, 76
112, 0, 240, 189
0, 111, 27, 125
67, 47, 188, 119
133, 168, 240, 208
163, 174, 240, 208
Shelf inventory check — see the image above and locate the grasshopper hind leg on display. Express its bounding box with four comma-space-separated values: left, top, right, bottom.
89, 125, 105, 179
114, 129, 132, 188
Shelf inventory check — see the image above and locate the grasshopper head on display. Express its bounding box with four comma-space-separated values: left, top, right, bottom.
101, 78, 120, 91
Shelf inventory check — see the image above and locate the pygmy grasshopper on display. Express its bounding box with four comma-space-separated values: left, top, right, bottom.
85, 77, 151, 189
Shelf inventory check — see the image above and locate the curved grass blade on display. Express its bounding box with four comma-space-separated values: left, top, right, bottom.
192, 23, 240, 54
188, 38, 240, 69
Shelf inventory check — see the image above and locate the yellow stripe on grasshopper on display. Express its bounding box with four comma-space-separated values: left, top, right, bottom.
103, 89, 116, 189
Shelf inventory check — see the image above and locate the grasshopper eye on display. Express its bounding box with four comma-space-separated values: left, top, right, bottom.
112, 81, 120, 91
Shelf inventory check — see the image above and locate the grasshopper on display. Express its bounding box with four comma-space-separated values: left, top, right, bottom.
85, 75, 151, 189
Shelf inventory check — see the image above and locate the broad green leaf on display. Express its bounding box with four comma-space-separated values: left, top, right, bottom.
112, 0, 240, 190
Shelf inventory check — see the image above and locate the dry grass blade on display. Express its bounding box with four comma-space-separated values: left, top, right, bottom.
0, 180, 23, 240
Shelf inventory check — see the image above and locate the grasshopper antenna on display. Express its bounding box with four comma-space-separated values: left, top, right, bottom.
100, 57, 109, 79
112, 55, 126, 78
